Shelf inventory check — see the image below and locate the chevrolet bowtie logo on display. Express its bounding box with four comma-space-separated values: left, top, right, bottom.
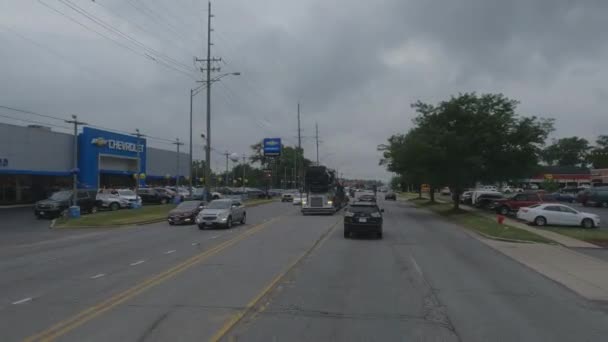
91, 137, 108, 147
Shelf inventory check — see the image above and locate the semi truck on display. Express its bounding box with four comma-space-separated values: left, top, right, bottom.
301, 165, 346, 215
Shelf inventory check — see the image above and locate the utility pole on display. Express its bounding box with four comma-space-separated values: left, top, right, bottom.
189, 88, 194, 195
65, 115, 87, 207
297, 102, 302, 189
173, 138, 184, 188
132, 129, 145, 196
196, 1, 222, 201
242, 154, 247, 192
315, 122, 319, 166
283, 166, 287, 189
223, 151, 230, 186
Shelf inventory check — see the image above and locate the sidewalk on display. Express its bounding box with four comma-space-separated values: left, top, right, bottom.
484, 238, 608, 301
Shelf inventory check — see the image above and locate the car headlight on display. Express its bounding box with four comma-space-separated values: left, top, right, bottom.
345, 211, 355, 217
327, 200, 333, 205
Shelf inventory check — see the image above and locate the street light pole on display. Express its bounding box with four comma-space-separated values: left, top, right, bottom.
174, 138, 184, 188
65, 115, 86, 207
189, 88, 194, 196
132, 129, 145, 196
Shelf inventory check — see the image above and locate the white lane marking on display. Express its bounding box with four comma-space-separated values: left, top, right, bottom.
130, 260, 145, 266
164, 250, 176, 254
90, 273, 105, 279
12, 297, 32, 305
209, 235, 219, 239
410, 256, 423, 276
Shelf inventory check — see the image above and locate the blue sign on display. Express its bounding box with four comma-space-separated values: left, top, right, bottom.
263, 138, 281, 156
79, 127, 147, 189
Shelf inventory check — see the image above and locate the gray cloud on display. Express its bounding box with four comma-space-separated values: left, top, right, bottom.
1, 0, 607, 180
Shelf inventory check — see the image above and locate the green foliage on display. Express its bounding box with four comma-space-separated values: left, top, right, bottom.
249, 142, 313, 188
589, 135, 608, 169
542, 137, 590, 167
390, 176, 402, 191
380, 93, 554, 208
541, 178, 560, 192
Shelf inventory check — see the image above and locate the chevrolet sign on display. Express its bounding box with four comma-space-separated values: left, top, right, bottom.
91, 137, 143, 153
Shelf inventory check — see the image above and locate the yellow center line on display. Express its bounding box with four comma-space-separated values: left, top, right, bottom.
209, 216, 343, 342
24, 216, 284, 342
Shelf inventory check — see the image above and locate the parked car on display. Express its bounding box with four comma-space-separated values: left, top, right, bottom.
344, 201, 384, 239
517, 203, 600, 229
281, 192, 294, 202
580, 187, 608, 208
138, 188, 173, 204
116, 189, 141, 207
34, 189, 100, 218
471, 191, 503, 207
96, 193, 129, 211
440, 187, 451, 195
156, 187, 177, 199
196, 199, 246, 229
167, 200, 206, 225
479, 185, 498, 192
460, 191, 473, 205
474, 193, 505, 209
384, 192, 396, 200
493, 191, 556, 215
552, 191, 577, 203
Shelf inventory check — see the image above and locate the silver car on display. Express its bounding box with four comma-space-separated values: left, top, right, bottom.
196, 199, 246, 229
96, 193, 129, 211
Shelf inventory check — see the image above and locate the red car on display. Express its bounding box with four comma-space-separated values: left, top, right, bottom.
493, 191, 556, 216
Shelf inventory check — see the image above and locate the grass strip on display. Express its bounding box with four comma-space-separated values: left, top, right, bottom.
410, 200, 551, 243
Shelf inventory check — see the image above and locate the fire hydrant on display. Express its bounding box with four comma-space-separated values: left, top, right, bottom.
497, 214, 505, 225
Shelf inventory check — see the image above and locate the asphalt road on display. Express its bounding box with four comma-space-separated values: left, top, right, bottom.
2, 199, 608, 341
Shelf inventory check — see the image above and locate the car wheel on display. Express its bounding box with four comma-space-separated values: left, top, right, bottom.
343, 229, 350, 238
169, 222, 175, 226
582, 218, 595, 229
110, 202, 120, 211
534, 216, 546, 226
226, 216, 232, 229
90, 206, 98, 214
198, 224, 205, 230
377, 230, 383, 239
240, 213, 246, 224
160, 198, 168, 205
499, 206, 509, 216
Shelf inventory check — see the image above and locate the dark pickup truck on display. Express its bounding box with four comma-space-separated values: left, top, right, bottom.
493, 192, 556, 216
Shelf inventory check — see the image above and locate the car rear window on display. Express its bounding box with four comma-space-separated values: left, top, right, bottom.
348, 205, 378, 214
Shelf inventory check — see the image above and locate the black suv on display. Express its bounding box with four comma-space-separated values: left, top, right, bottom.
137, 188, 173, 204
344, 201, 384, 239
35, 189, 100, 218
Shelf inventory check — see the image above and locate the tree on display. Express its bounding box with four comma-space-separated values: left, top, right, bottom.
589, 135, 608, 169
250, 141, 312, 188
390, 176, 402, 191
542, 137, 590, 167
381, 93, 554, 209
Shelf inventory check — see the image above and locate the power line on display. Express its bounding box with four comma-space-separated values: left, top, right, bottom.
125, 0, 193, 40
0, 112, 72, 131
92, 0, 198, 57
57, 0, 196, 74
36, 0, 196, 79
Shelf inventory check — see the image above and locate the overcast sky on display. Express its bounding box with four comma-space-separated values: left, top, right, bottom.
1, 0, 607, 180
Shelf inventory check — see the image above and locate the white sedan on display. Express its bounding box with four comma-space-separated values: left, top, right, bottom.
516, 203, 600, 229
293, 194, 304, 206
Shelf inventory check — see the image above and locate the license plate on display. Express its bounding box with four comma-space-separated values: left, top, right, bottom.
205, 222, 213, 225
40, 211, 44, 215
359, 218, 367, 223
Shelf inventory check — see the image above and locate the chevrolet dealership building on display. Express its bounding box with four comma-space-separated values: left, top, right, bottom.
0, 123, 190, 204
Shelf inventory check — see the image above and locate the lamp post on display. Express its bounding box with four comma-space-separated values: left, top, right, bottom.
198, 72, 240, 201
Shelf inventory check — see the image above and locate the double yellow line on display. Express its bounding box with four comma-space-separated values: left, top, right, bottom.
24, 217, 281, 342
209, 217, 342, 342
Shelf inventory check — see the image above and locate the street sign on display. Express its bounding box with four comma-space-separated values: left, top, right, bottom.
421, 184, 430, 192
263, 138, 281, 156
